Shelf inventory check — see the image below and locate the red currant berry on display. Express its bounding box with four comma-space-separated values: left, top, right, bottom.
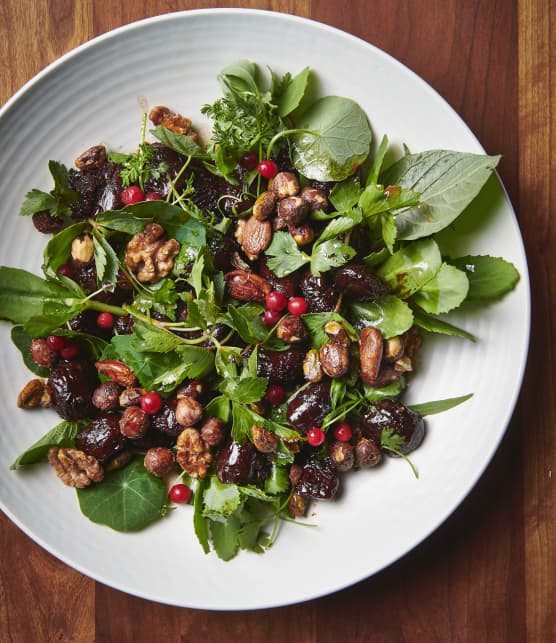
141, 391, 163, 415
121, 185, 145, 205
46, 335, 67, 351
265, 290, 287, 312
307, 427, 326, 447
96, 312, 115, 329
287, 297, 308, 316
258, 159, 278, 179
145, 192, 162, 201
60, 341, 79, 360
57, 263, 73, 279
168, 483, 192, 504
240, 151, 259, 170
333, 422, 353, 442
262, 309, 282, 327
266, 384, 286, 405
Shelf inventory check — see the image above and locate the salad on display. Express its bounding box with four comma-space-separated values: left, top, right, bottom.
0, 60, 519, 560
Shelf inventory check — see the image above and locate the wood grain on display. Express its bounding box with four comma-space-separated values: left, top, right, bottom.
0, 0, 552, 641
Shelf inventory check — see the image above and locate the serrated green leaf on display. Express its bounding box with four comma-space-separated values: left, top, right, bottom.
411, 263, 469, 314
449, 255, 520, 300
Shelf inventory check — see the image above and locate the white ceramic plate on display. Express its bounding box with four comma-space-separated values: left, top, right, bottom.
0, 10, 529, 610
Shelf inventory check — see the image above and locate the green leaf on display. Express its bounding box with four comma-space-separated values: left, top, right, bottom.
11, 420, 85, 469
278, 66, 311, 117
265, 231, 310, 277
264, 464, 290, 494
92, 230, 120, 286
302, 312, 358, 349
193, 477, 210, 554
411, 263, 469, 314
220, 376, 267, 404
362, 379, 405, 402
381, 150, 501, 239
43, 222, 88, 277
202, 477, 242, 518
412, 310, 476, 341
10, 326, 49, 376
151, 125, 209, 159
19, 189, 56, 216
231, 401, 255, 443
328, 175, 362, 211
19, 161, 78, 219
310, 239, 356, 276
209, 515, 241, 561
292, 96, 372, 181
77, 458, 166, 532
409, 393, 473, 416
204, 395, 231, 422
367, 134, 389, 186
317, 214, 361, 243
348, 295, 414, 339
449, 255, 520, 300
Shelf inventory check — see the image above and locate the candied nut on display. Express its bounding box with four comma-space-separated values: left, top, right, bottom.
95, 359, 137, 388
250, 425, 279, 454
249, 399, 268, 416
300, 187, 329, 211
303, 349, 323, 382
104, 450, 133, 472
200, 416, 226, 446
149, 105, 197, 140
225, 269, 271, 302
92, 381, 122, 411
359, 326, 384, 386
48, 447, 104, 488
329, 441, 355, 472
124, 223, 180, 283
238, 216, 272, 260
272, 213, 289, 231
119, 387, 145, 407
402, 326, 422, 359
17, 378, 52, 409
29, 338, 58, 368
75, 144, 107, 170
176, 427, 212, 478
276, 315, 308, 344
32, 211, 63, 234
289, 492, 309, 517
270, 171, 300, 198
176, 380, 204, 401
289, 223, 315, 247
324, 321, 350, 347
144, 447, 175, 477
384, 336, 404, 362
319, 342, 349, 378
175, 396, 203, 427
289, 463, 303, 486
253, 190, 277, 220
277, 196, 309, 226
71, 233, 94, 265
119, 406, 150, 438
355, 438, 382, 469
394, 355, 413, 373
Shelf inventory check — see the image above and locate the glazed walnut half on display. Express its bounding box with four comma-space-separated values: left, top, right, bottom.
125, 223, 180, 283
48, 447, 104, 488
176, 428, 212, 479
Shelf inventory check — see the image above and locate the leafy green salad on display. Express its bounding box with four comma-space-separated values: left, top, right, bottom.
0, 60, 519, 560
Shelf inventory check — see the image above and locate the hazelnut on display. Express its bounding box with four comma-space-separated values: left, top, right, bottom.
289, 463, 303, 486
250, 425, 279, 454
71, 233, 94, 265
176, 380, 204, 401
300, 187, 329, 211
277, 196, 309, 226
355, 438, 382, 469
289, 493, 308, 517
119, 387, 145, 407
289, 223, 315, 247
199, 416, 226, 446
329, 441, 355, 472
270, 171, 300, 198
119, 406, 150, 439
319, 342, 350, 378
144, 447, 175, 477
324, 321, 350, 347
175, 396, 203, 427
276, 315, 308, 344
29, 338, 58, 368
252, 190, 277, 220
92, 381, 122, 411
75, 144, 107, 170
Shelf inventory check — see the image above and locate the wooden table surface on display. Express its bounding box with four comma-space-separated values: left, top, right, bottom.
0, 1, 553, 641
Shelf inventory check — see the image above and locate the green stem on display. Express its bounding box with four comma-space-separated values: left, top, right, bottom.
83, 300, 128, 316
265, 128, 316, 161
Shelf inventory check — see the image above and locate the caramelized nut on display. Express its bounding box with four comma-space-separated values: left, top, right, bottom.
290, 223, 315, 247
104, 450, 134, 472
324, 321, 350, 347
200, 416, 226, 446
300, 187, 329, 211
225, 269, 272, 302
289, 463, 303, 486
71, 233, 94, 265
95, 359, 137, 388
384, 336, 404, 362
75, 144, 107, 170
119, 387, 145, 407
270, 171, 299, 198
17, 378, 51, 409
276, 315, 308, 344
29, 338, 58, 368
176, 380, 204, 401
149, 105, 197, 139
119, 406, 150, 438
303, 349, 323, 382
277, 196, 309, 226
355, 438, 382, 468
176, 428, 212, 478
289, 492, 309, 517
329, 441, 355, 472
359, 326, 383, 386
144, 447, 175, 477
250, 425, 279, 454
92, 381, 122, 411
252, 190, 277, 221
319, 342, 349, 378
124, 223, 180, 283
48, 447, 103, 488
175, 396, 203, 427
239, 216, 272, 260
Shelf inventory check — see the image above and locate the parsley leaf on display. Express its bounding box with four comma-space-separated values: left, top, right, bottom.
19, 161, 78, 219
380, 428, 419, 478
265, 231, 310, 277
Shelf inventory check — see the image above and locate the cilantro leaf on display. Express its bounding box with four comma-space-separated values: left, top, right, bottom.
380, 428, 419, 478
265, 231, 310, 277
19, 161, 78, 219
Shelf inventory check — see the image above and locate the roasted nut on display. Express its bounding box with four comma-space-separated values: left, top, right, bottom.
319, 342, 349, 378
289, 223, 315, 247
175, 396, 203, 427
384, 336, 404, 362
250, 425, 279, 453
300, 187, 329, 211
359, 326, 384, 385
225, 269, 272, 302
276, 315, 308, 344
48, 447, 104, 488
144, 447, 175, 477
104, 450, 134, 472
289, 492, 309, 517
32, 211, 63, 234
402, 326, 422, 358
384, 185, 402, 198
238, 216, 272, 260
329, 441, 355, 472
289, 463, 303, 486
92, 381, 122, 411
75, 144, 107, 170
95, 359, 137, 388
270, 171, 299, 198
200, 416, 226, 446
124, 223, 180, 283
119, 406, 150, 438
29, 338, 58, 368
324, 321, 350, 347
176, 427, 212, 478
119, 387, 145, 407
176, 380, 204, 401
71, 233, 94, 265
272, 213, 289, 231
149, 105, 197, 140
17, 378, 52, 409
303, 348, 323, 382
277, 196, 309, 226
253, 190, 277, 220
354, 438, 382, 469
